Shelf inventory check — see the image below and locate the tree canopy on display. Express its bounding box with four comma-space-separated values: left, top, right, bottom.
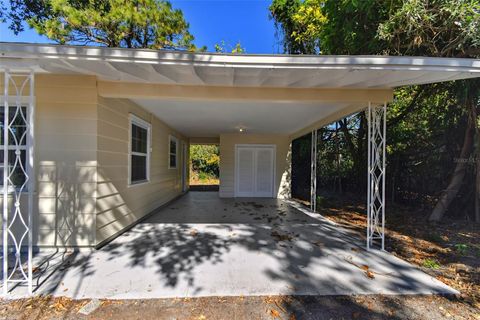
272, 0, 480, 221
4, 0, 198, 50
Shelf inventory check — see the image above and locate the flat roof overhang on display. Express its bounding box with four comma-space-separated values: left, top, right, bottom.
1, 42, 480, 138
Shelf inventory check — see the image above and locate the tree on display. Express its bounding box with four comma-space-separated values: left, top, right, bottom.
270, 0, 480, 221
269, 0, 325, 54
377, 0, 480, 221
214, 40, 246, 54
4, 0, 197, 50
190, 145, 220, 178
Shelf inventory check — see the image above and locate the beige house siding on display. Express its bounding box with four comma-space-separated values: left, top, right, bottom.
1, 73, 189, 248
96, 97, 187, 245
1, 74, 98, 247
219, 133, 291, 199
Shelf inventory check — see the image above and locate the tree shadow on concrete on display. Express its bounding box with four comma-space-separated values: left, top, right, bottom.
17, 192, 456, 320
94, 192, 454, 297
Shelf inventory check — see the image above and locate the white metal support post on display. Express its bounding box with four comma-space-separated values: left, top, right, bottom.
310, 130, 317, 212
2, 70, 35, 294
366, 102, 387, 251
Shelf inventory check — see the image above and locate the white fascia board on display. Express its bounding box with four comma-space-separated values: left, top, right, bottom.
1, 42, 480, 73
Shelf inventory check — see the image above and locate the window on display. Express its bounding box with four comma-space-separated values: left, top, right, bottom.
0, 106, 28, 189
169, 135, 177, 169
129, 115, 150, 185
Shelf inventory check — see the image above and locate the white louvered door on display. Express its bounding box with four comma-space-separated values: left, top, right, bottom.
235, 145, 275, 197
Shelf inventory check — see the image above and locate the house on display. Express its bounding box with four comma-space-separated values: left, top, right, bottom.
1, 42, 479, 293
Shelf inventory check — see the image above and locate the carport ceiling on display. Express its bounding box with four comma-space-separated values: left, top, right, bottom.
133, 98, 351, 137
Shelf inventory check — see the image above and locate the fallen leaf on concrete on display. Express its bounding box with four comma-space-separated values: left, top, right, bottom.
190, 229, 198, 236
311, 240, 324, 248
344, 256, 391, 279
271, 230, 294, 242
269, 309, 280, 318
274, 300, 286, 313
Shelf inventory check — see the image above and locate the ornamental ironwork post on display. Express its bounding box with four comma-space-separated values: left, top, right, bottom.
2, 70, 35, 294
310, 130, 317, 212
366, 102, 386, 250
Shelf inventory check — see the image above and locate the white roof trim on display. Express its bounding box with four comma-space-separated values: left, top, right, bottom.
1, 42, 479, 88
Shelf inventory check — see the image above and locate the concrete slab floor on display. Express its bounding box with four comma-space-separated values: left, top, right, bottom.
4, 192, 457, 299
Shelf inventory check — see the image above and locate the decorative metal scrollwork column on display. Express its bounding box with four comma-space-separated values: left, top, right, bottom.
367, 102, 386, 251
310, 130, 317, 212
2, 70, 35, 294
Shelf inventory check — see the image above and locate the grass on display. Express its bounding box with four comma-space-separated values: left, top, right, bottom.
454, 243, 468, 255
422, 258, 441, 269
190, 170, 219, 185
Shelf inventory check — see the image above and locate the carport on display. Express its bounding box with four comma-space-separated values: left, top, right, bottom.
8, 192, 455, 299
1, 43, 480, 294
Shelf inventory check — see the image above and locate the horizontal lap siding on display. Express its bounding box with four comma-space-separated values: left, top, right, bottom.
96, 97, 186, 245
0, 74, 98, 247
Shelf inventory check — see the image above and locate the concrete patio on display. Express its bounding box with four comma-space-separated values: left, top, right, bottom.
7, 192, 456, 299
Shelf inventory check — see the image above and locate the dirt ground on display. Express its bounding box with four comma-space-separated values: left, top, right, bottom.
1, 294, 478, 320
0, 199, 478, 320
317, 197, 479, 318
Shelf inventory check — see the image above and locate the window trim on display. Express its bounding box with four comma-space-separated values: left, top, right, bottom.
128, 114, 151, 186
168, 135, 178, 169
0, 104, 31, 193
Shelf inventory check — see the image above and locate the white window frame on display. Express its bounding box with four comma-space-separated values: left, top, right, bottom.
168, 135, 178, 169
128, 114, 151, 186
0, 101, 32, 193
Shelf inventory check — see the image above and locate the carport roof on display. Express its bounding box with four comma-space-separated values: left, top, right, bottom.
2, 42, 480, 138
1, 42, 480, 88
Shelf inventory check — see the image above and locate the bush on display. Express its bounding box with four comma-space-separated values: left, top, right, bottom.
190, 144, 219, 177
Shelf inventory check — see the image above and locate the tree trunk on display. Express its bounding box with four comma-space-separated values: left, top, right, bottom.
475, 152, 480, 222
472, 97, 480, 222
429, 116, 473, 222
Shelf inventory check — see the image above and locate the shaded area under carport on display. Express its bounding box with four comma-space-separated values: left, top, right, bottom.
6, 192, 456, 299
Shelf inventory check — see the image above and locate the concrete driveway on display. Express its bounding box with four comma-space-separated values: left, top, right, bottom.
8, 192, 456, 299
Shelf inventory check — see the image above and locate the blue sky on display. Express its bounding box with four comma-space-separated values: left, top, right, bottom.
0, 0, 281, 54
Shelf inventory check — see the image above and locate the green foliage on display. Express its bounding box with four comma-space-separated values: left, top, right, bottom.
422, 258, 441, 269
274, 0, 480, 220
320, 0, 392, 55
378, 0, 480, 57
5, 0, 197, 50
269, 0, 325, 54
197, 171, 209, 181
454, 243, 468, 255
214, 40, 246, 54
425, 232, 444, 243
190, 144, 219, 177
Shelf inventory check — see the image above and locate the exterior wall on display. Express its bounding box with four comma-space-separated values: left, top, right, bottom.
1, 74, 98, 247
1, 73, 188, 248
219, 133, 291, 199
96, 97, 187, 245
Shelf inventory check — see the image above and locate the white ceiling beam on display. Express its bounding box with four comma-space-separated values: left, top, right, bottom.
98, 80, 394, 103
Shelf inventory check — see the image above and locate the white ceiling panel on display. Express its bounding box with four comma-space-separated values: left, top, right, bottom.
133, 98, 352, 137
